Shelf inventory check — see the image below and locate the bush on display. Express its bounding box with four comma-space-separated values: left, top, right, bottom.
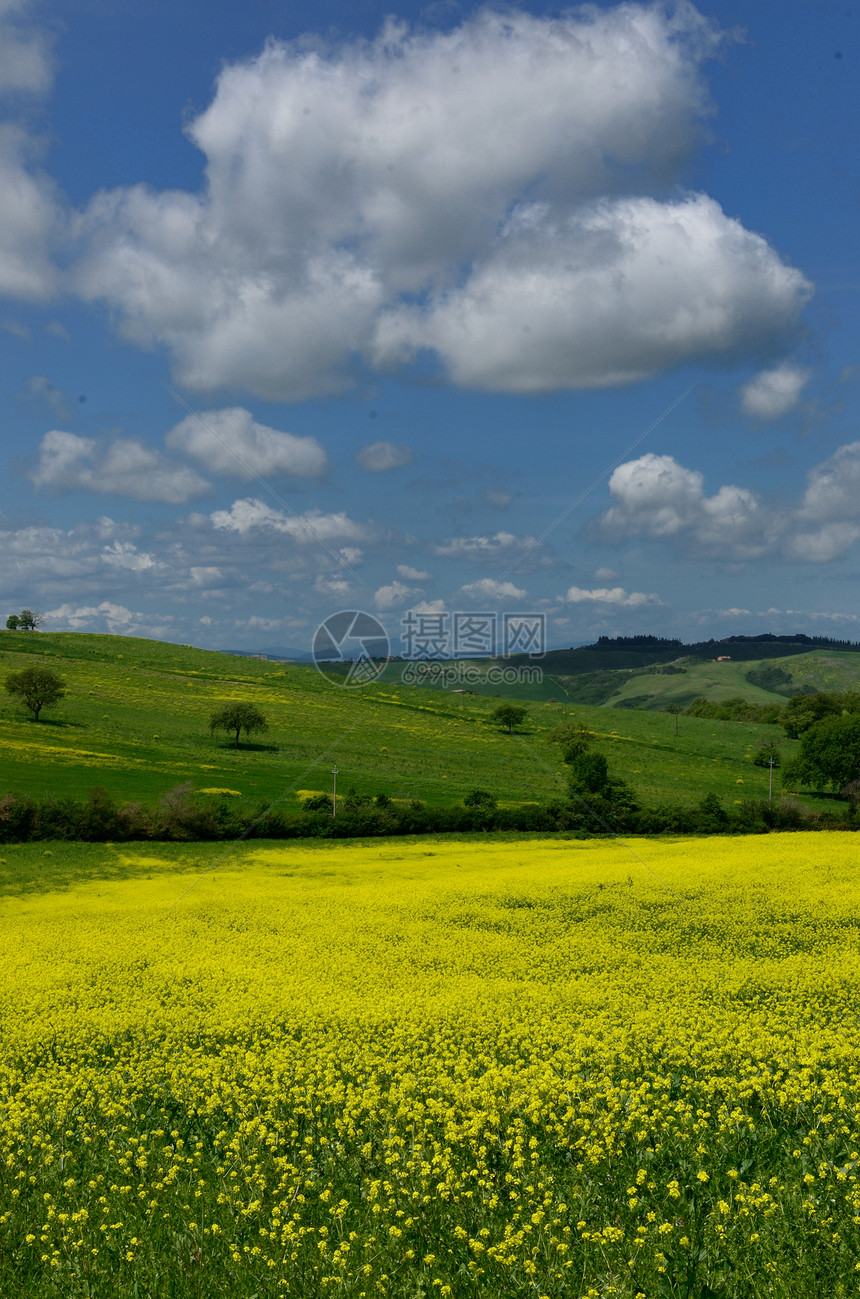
463, 789, 498, 810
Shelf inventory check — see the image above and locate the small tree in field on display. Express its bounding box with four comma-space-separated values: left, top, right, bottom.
5, 666, 66, 720
492, 703, 527, 733
209, 702, 268, 748
17, 609, 43, 631
464, 789, 497, 810
5, 615, 19, 630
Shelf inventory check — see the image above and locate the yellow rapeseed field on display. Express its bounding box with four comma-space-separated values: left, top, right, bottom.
3, 833, 860, 1297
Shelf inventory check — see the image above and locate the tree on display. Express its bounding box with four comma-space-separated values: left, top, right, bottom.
783, 715, 860, 791
209, 702, 268, 748
492, 703, 527, 733
568, 750, 609, 794
463, 789, 497, 809
17, 609, 43, 632
548, 720, 592, 763
780, 690, 860, 738
5, 666, 67, 721
5, 615, 19, 630
753, 740, 781, 768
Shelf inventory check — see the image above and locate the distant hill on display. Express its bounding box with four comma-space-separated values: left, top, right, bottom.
492, 632, 860, 677
223, 646, 313, 662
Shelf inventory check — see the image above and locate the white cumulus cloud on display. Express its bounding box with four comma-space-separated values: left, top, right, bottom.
598, 452, 772, 559
71, 6, 810, 400
30, 430, 211, 503
210, 498, 371, 544
166, 406, 327, 479
565, 585, 661, 607
374, 195, 810, 392
355, 440, 414, 472
0, 4, 61, 301
374, 581, 416, 610
740, 363, 810, 419
460, 577, 526, 601
597, 442, 860, 565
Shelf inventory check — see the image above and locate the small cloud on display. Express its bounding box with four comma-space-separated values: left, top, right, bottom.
101, 541, 160, 572
355, 440, 414, 472
412, 598, 446, 614
20, 374, 69, 419
44, 320, 69, 338
340, 547, 363, 565
484, 488, 513, 509
460, 577, 526, 601
434, 531, 536, 562
211, 498, 371, 543
565, 585, 661, 607
190, 565, 222, 585
740, 364, 809, 420
2, 319, 31, 340
374, 580, 416, 610
166, 407, 327, 479
592, 566, 619, 581
315, 575, 352, 596
397, 564, 430, 580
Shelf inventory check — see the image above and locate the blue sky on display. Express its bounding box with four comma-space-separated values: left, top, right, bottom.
1, 0, 858, 652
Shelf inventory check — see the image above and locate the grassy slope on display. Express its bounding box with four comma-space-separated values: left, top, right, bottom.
0, 632, 844, 815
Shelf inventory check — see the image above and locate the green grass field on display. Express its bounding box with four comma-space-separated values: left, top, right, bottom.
0, 632, 849, 817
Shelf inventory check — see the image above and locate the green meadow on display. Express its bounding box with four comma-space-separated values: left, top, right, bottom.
0, 631, 849, 818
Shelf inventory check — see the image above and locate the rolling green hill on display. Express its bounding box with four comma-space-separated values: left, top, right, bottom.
0, 630, 846, 819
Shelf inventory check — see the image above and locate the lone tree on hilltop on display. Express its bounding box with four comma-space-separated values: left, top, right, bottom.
17, 609, 43, 631
5, 666, 66, 721
209, 702, 268, 749
492, 703, 527, 733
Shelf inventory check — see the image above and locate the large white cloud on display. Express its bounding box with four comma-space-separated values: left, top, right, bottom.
166, 406, 327, 479
0, 0, 53, 96
0, 125, 62, 300
598, 452, 773, 558
374, 195, 810, 392
597, 443, 860, 564
30, 430, 211, 503
788, 442, 860, 562
0, 3, 61, 302
70, 5, 810, 400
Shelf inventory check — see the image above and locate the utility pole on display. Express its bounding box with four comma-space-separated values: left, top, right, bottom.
332, 765, 339, 817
